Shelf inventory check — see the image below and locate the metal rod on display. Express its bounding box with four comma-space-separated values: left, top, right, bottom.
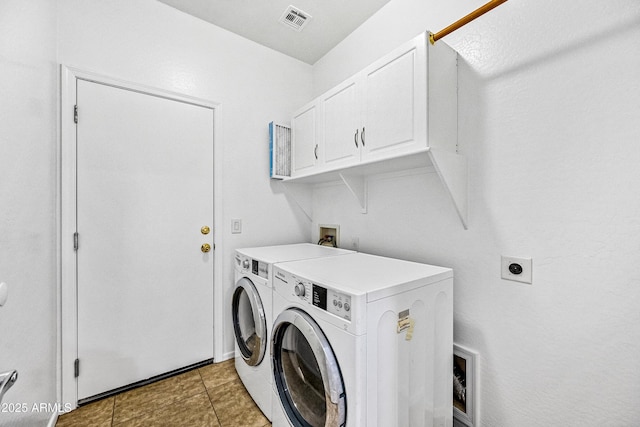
429, 0, 508, 44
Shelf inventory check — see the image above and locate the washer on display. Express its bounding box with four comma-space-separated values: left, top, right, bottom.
232, 244, 353, 420
271, 253, 453, 427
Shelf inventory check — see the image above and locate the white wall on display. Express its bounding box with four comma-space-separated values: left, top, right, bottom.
311, 0, 640, 425
3, 0, 638, 424
57, 0, 314, 363
0, 1, 58, 426
1, 0, 312, 421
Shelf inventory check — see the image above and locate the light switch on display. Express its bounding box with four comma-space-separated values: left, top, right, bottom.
231, 219, 242, 234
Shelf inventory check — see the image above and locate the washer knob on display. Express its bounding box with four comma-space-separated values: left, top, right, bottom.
344, 302, 351, 312
242, 259, 250, 269
294, 283, 306, 297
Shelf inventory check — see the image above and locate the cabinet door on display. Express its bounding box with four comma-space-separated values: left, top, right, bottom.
321, 78, 361, 170
361, 34, 427, 161
291, 101, 320, 176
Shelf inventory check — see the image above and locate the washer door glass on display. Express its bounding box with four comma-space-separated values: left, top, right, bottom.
272, 308, 346, 427
232, 277, 266, 366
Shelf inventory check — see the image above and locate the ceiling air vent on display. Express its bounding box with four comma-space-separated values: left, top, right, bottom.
279, 5, 312, 32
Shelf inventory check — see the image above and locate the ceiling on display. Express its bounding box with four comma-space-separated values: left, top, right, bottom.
156, 0, 392, 64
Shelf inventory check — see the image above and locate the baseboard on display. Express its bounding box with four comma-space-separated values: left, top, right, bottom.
220, 350, 235, 362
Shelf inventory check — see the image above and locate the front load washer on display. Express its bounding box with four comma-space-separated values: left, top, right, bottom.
232, 244, 353, 420
271, 253, 453, 427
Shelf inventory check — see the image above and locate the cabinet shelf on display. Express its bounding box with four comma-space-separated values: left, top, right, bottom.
282, 148, 468, 228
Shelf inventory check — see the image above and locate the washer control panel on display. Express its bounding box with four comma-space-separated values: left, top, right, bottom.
289, 277, 351, 321
235, 254, 268, 279
325, 288, 351, 321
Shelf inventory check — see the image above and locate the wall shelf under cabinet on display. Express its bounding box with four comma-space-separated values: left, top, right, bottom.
281, 148, 468, 229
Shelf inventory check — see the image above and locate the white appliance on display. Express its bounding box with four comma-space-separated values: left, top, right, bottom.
232, 244, 353, 420
271, 253, 453, 427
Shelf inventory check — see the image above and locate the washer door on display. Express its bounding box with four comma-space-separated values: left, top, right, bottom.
272, 308, 346, 427
232, 277, 267, 366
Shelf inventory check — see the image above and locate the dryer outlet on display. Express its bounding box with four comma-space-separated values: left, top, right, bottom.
501, 256, 532, 284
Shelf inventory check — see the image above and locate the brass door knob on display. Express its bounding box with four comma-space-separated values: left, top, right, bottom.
201, 226, 210, 235
201, 243, 211, 253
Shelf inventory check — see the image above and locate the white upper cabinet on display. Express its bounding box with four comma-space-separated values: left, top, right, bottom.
321, 77, 361, 169
291, 101, 320, 176
290, 32, 446, 178
360, 35, 427, 161
285, 32, 467, 228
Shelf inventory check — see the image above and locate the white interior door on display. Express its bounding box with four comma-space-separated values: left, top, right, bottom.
75, 79, 214, 400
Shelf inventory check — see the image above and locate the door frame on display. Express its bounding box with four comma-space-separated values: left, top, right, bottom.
58, 65, 224, 408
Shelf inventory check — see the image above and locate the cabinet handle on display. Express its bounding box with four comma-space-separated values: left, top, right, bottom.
361, 127, 365, 146
354, 129, 359, 148
314, 144, 318, 160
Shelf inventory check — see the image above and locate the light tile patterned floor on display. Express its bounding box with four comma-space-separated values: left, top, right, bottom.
56, 359, 271, 427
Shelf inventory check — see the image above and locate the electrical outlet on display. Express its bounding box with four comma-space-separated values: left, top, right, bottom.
501, 256, 532, 284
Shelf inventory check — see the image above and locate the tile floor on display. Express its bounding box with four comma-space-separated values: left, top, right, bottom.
56, 359, 271, 427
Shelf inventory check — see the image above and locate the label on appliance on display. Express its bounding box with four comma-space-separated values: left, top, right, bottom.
397, 309, 415, 341
312, 285, 327, 310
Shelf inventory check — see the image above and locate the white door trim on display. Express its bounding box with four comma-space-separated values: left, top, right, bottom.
58, 65, 225, 408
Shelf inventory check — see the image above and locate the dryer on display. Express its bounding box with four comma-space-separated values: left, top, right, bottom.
271, 253, 453, 427
232, 244, 353, 420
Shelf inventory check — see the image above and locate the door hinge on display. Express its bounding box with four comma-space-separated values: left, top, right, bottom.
74, 359, 80, 378
73, 232, 79, 251
74, 105, 78, 124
